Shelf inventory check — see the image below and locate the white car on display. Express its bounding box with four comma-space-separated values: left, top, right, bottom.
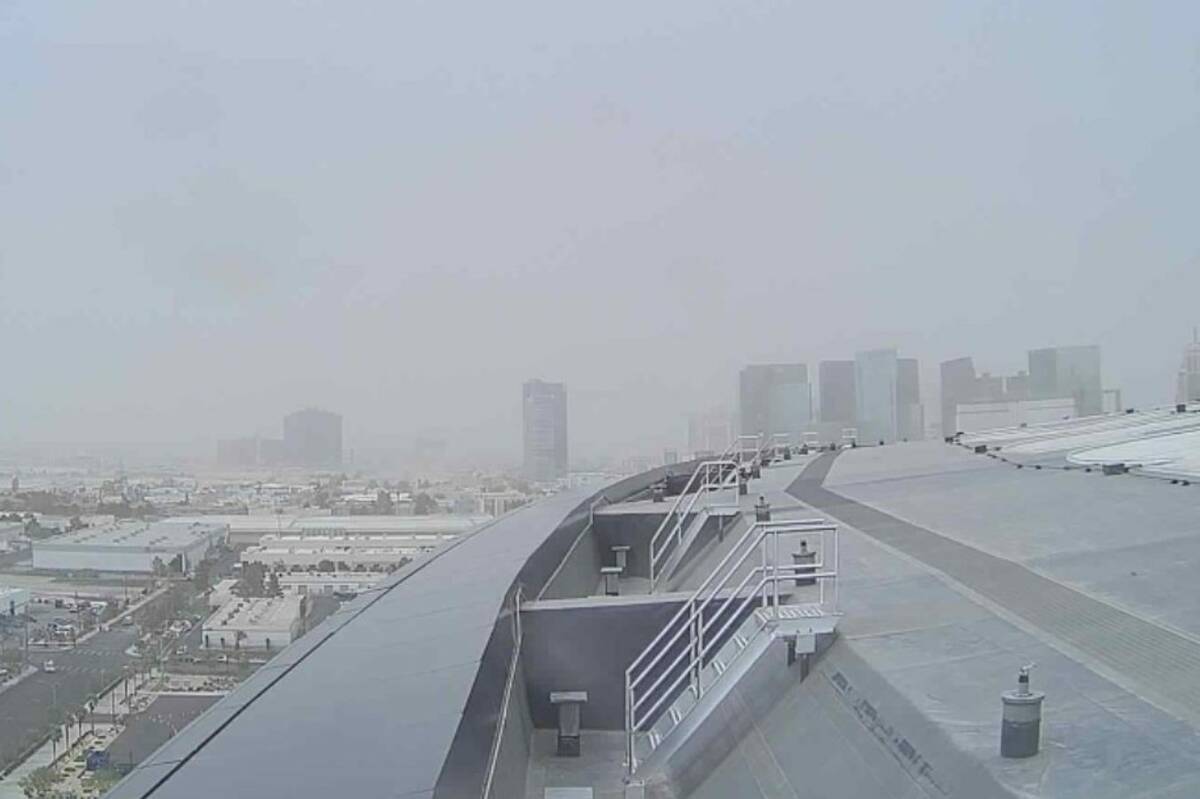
42, 660, 57, 673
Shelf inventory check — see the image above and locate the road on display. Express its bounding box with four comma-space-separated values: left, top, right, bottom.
0, 627, 138, 773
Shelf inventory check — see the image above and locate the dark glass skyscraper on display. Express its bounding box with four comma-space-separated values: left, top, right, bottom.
283, 408, 343, 467
523, 379, 568, 481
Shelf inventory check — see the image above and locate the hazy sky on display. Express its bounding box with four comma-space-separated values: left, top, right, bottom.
2, 2, 1198, 463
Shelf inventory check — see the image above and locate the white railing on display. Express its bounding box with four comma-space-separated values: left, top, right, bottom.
771, 432, 791, 459
625, 518, 838, 775
730, 434, 763, 466
648, 460, 739, 590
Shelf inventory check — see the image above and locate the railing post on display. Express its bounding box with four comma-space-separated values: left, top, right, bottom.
688, 604, 697, 694
772, 526, 780, 619
760, 535, 768, 610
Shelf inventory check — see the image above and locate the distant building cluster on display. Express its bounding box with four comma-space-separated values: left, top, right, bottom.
218, 408, 343, 469
735, 350, 923, 447
941, 345, 1110, 435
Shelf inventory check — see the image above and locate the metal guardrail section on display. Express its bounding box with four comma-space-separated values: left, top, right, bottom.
625, 518, 839, 775
648, 460, 740, 591
481, 583, 523, 799
730, 434, 763, 466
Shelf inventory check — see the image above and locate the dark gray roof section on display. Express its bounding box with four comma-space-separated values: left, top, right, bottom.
106, 463, 694, 799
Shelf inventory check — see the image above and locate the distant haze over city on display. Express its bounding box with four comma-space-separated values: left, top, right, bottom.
2, 2, 1198, 466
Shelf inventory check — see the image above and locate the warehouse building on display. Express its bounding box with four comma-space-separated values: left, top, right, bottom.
32, 519, 226, 574
275, 571, 382, 596
202, 594, 304, 651
0, 586, 30, 616
173, 514, 487, 547
240, 534, 424, 572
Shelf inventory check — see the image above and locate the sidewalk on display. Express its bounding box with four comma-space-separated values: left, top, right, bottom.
0, 666, 37, 699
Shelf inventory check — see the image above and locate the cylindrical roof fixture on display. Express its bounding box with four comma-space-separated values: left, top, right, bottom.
1001, 664, 1044, 758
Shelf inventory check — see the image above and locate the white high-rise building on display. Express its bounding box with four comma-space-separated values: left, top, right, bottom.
1178, 329, 1200, 405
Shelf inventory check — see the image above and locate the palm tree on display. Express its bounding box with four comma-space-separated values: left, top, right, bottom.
88, 698, 97, 734
50, 727, 62, 761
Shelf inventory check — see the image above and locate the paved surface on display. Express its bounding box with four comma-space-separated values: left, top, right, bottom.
0, 627, 137, 772
106, 695, 221, 772
789, 451, 1200, 726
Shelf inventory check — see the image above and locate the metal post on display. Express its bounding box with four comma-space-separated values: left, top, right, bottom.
833, 526, 839, 611
760, 535, 768, 609
772, 527, 780, 618
688, 605, 697, 694
625, 676, 633, 772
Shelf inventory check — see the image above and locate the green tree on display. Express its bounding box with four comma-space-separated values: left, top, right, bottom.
193, 559, 212, 592
19, 766, 58, 798
412, 492, 438, 515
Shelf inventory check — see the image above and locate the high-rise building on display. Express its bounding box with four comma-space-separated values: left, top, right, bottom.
855, 349, 898, 443
738, 364, 812, 439
1028, 345, 1103, 416
522, 380, 568, 481
939, 357, 976, 436
897, 358, 923, 440
1178, 330, 1200, 405
283, 408, 343, 468
818, 361, 856, 425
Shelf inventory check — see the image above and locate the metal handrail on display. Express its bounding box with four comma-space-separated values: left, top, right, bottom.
630, 516, 831, 680
648, 459, 739, 590
481, 584, 523, 799
625, 518, 838, 774
731, 434, 762, 466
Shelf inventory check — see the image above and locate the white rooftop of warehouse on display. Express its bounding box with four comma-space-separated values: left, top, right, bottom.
171, 514, 489, 533
206, 594, 303, 632
36, 519, 226, 550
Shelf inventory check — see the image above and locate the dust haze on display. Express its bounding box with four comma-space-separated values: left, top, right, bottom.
2, 1, 1198, 468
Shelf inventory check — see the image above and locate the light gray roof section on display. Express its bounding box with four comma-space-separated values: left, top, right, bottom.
106, 487, 594, 799
778, 446, 1200, 797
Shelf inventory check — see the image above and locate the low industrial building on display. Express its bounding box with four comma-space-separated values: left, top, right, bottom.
172, 514, 487, 547
31, 519, 226, 574
0, 521, 24, 552
274, 571, 383, 596
207, 578, 240, 612
240, 530, 464, 572
0, 586, 30, 616
202, 594, 304, 651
